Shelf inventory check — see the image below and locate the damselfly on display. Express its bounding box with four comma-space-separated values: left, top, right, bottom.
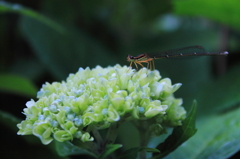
127, 45, 228, 71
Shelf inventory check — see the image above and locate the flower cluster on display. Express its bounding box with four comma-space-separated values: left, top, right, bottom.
17, 65, 186, 145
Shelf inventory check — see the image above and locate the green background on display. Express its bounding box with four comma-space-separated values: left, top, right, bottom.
1, 0, 240, 158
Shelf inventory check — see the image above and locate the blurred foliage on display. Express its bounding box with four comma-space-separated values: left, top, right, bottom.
173, 0, 240, 31
1, 0, 240, 158
165, 105, 240, 159
153, 101, 197, 158
0, 1, 64, 33
0, 74, 37, 97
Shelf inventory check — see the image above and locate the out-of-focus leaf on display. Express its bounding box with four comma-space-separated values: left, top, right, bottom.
140, 0, 172, 21
103, 0, 171, 29
0, 110, 20, 132
98, 144, 122, 159
117, 147, 159, 159
151, 101, 197, 158
197, 64, 240, 115
55, 141, 97, 158
9, 58, 45, 81
41, 0, 104, 23
1, 110, 41, 145
0, 74, 37, 97
0, 1, 64, 33
20, 16, 116, 80
173, 0, 240, 30
165, 106, 240, 159
117, 122, 140, 151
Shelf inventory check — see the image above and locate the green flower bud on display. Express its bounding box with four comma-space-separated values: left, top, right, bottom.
54, 130, 72, 142
163, 99, 186, 126
144, 101, 168, 118
32, 122, 53, 145
81, 132, 94, 142
17, 120, 33, 135
149, 123, 166, 136
56, 110, 66, 125
107, 105, 120, 122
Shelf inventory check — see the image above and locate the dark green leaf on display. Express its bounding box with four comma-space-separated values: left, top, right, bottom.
9, 58, 45, 81
55, 141, 97, 158
98, 144, 122, 159
151, 101, 197, 158
117, 121, 141, 156
0, 74, 38, 97
0, 110, 41, 145
0, 110, 20, 132
166, 105, 240, 159
117, 147, 160, 159
173, 0, 240, 30
197, 64, 240, 115
0, 1, 64, 33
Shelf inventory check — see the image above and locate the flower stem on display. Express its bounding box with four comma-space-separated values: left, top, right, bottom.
138, 120, 150, 159
92, 128, 104, 146
105, 122, 119, 145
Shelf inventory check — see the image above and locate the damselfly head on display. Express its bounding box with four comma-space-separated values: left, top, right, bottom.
127, 55, 134, 62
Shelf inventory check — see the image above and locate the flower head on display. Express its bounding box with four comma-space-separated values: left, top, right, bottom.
17, 65, 186, 145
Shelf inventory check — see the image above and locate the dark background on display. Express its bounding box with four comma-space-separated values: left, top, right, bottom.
1, 0, 240, 158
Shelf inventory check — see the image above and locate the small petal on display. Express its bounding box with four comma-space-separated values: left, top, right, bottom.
32, 122, 53, 145
26, 99, 35, 108
149, 124, 166, 136
107, 105, 120, 122
54, 130, 72, 142
81, 132, 94, 142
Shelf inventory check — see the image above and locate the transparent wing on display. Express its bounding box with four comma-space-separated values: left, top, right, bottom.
147, 46, 227, 59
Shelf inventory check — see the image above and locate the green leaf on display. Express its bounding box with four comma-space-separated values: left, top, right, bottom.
0, 110, 21, 132
197, 64, 240, 115
151, 101, 197, 158
117, 122, 141, 153
98, 144, 122, 159
0, 74, 38, 97
173, 0, 240, 30
117, 147, 160, 159
0, 1, 65, 33
202, 65, 240, 114
166, 105, 240, 159
0, 110, 41, 145
55, 141, 97, 158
